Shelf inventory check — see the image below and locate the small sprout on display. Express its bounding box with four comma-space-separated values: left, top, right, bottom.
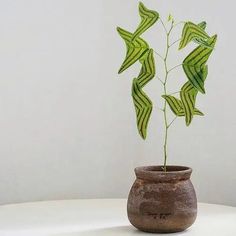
168, 14, 174, 23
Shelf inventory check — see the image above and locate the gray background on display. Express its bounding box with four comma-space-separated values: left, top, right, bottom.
0, 0, 235, 205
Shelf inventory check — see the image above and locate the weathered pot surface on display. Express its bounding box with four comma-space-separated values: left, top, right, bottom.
127, 165, 197, 233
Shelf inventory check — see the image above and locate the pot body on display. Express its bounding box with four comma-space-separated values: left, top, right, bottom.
127, 166, 197, 233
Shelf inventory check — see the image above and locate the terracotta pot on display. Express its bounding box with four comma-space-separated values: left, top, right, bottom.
127, 166, 197, 233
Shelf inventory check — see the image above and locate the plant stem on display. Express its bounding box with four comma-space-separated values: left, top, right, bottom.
169, 90, 180, 95
168, 116, 177, 128
169, 38, 181, 47
173, 21, 185, 27
162, 20, 174, 172
160, 18, 168, 34
154, 50, 165, 61
168, 64, 183, 73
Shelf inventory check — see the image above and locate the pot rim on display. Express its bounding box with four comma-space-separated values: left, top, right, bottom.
134, 165, 192, 182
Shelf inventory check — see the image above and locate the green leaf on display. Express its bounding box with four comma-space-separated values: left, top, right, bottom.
131, 49, 155, 139
117, 27, 149, 74
163, 95, 204, 119
132, 78, 152, 139
182, 35, 217, 93
132, 2, 159, 40
180, 82, 198, 125
179, 64, 208, 125
179, 21, 210, 49
193, 21, 213, 48
137, 49, 155, 87
162, 95, 184, 116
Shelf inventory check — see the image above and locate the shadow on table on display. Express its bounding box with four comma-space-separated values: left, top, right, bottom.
54, 225, 189, 236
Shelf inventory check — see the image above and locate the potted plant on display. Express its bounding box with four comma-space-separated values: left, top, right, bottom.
117, 2, 217, 233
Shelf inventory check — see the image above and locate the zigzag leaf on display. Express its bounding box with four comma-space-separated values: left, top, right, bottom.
183, 35, 216, 93
163, 95, 204, 119
132, 78, 152, 139
117, 27, 149, 74
180, 82, 198, 125
137, 49, 155, 87
132, 2, 159, 40
180, 64, 208, 125
162, 95, 184, 116
179, 21, 210, 49
180, 65, 206, 126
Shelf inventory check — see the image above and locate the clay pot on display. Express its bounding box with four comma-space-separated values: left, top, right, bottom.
127, 166, 197, 233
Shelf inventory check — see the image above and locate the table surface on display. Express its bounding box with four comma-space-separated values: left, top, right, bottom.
0, 199, 235, 236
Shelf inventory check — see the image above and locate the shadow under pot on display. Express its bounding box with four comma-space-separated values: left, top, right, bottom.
127, 165, 197, 233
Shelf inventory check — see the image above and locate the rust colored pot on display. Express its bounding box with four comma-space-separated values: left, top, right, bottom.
127, 166, 197, 233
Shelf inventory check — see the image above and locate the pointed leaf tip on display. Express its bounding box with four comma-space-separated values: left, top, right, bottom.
116, 26, 121, 32
141, 134, 146, 140
186, 121, 191, 126
139, 1, 144, 6
132, 2, 159, 40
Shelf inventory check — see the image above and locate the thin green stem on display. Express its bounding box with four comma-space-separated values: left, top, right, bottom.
157, 18, 183, 171
168, 64, 183, 73
169, 38, 181, 47
158, 77, 165, 85
173, 21, 185, 27
169, 90, 180, 95
158, 107, 164, 112
154, 50, 165, 61
160, 17, 168, 34
167, 116, 178, 128
162, 21, 174, 172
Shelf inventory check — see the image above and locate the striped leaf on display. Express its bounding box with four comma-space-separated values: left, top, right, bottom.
163, 95, 204, 118
181, 66, 207, 125
162, 95, 184, 116
131, 49, 155, 138
180, 64, 208, 125
193, 21, 212, 48
179, 21, 210, 49
132, 78, 152, 139
180, 82, 198, 125
183, 35, 217, 93
198, 21, 207, 30
117, 27, 149, 74
132, 2, 159, 40
137, 49, 155, 87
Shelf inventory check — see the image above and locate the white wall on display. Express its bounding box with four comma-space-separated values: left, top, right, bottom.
0, 0, 235, 206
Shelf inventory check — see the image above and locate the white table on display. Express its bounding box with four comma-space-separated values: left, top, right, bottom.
0, 199, 235, 236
